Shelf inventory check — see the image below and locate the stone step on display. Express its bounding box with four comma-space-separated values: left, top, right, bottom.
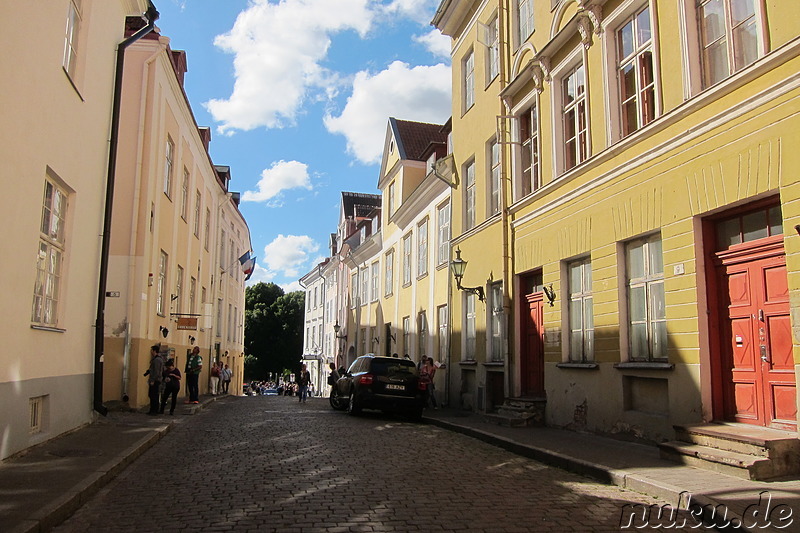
658, 441, 775, 480
674, 423, 800, 458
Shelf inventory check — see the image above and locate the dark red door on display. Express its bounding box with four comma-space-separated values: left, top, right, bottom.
718, 242, 796, 430
521, 292, 544, 397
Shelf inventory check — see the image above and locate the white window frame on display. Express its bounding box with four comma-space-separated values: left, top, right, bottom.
62, 0, 82, 78
351, 272, 358, 308
157, 250, 168, 316
385, 249, 394, 297
437, 201, 451, 266
464, 293, 477, 361
488, 138, 501, 215
624, 234, 666, 362
463, 48, 475, 113
388, 181, 396, 215
204, 207, 211, 250
697, 0, 762, 89
551, 49, 590, 176
517, 0, 535, 47
464, 159, 476, 230
402, 233, 413, 286
417, 218, 429, 278
566, 257, 594, 363
371, 261, 379, 302
418, 311, 428, 358
489, 282, 505, 362
193, 191, 201, 237
32, 178, 68, 326
180, 168, 189, 221
189, 276, 196, 315
486, 14, 500, 84
176, 265, 184, 315
360, 267, 368, 306
402, 316, 411, 356
164, 137, 174, 198
437, 304, 448, 363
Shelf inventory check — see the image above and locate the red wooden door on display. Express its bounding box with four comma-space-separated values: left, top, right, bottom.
718, 245, 796, 430
521, 292, 545, 397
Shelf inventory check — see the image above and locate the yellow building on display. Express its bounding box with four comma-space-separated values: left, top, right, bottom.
105, 18, 250, 409
0, 1, 156, 460
435, 0, 800, 443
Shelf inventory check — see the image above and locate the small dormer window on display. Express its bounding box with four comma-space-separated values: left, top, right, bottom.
389, 140, 395, 154
426, 153, 437, 175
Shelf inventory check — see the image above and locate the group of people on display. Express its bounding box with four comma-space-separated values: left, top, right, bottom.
144, 345, 230, 415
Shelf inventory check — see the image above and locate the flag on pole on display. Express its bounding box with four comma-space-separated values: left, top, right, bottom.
237, 250, 251, 265
242, 256, 256, 281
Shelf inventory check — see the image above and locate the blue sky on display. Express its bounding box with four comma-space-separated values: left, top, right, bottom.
153, 0, 453, 291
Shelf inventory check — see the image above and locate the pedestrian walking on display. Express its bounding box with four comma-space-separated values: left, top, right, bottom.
185, 346, 202, 404
422, 357, 438, 409
297, 364, 311, 403
222, 364, 232, 394
144, 345, 164, 415
210, 361, 221, 395
159, 359, 181, 415
418, 356, 433, 408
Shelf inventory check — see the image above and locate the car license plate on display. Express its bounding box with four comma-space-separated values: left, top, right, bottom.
386, 384, 405, 390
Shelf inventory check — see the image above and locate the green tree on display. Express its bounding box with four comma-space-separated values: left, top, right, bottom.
244, 282, 304, 379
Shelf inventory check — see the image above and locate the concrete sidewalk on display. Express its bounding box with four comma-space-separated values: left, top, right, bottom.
424, 408, 800, 532
1, 395, 223, 533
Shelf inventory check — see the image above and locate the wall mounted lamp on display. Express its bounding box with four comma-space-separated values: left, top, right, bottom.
188, 335, 196, 345
388, 333, 396, 343
373, 337, 380, 345
543, 284, 556, 307
450, 249, 485, 302
333, 321, 347, 339
159, 326, 169, 338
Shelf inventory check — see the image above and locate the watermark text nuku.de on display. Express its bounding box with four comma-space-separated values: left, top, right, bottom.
620, 491, 794, 529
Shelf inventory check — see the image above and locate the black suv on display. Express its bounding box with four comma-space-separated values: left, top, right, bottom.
332, 355, 425, 419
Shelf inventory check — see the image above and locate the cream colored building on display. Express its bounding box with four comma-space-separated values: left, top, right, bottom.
105, 20, 250, 408
0, 0, 156, 460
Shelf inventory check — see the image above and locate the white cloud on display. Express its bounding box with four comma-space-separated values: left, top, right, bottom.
324, 61, 452, 164
382, 0, 439, 24
205, 0, 375, 134
279, 280, 304, 293
413, 29, 451, 58
242, 160, 312, 203
263, 234, 320, 278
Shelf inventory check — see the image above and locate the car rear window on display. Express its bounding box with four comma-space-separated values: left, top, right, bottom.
370, 359, 416, 375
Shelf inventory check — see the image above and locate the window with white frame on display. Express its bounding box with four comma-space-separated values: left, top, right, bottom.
204, 207, 211, 250
189, 276, 196, 314
371, 261, 379, 301
360, 267, 368, 305
437, 304, 448, 363
219, 229, 226, 269
465, 293, 477, 361
164, 137, 174, 198
487, 14, 500, 83
180, 168, 189, 220
32, 179, 68, 326
436, 204, 451, 267
517, 0, 535, 46
388, 181, 396, 215
567, 257, 594, 362
562, 63, 588, 172
402, 316, 411, 356
313, 287, 318, 308
489, 283, 505, 362
193, 191, 201, 237
489, 139, 501, 215
402, 233, 412, 286
617, 5, 655, 137
519, 104, 540, 195
176, 265, 184, 314
626, 234, 666, 361
361, 328, 367, 355
63, 0, 82, 78
228, 303, 232, 341
463, 49, 475, 112
351, 272, 358, 307
698, 0, 759, 88
157, 250, 168, 316
465, 160, 476, 230
417, 218, 428, 277
216, 299, 223, 337
418, 311, 428, 357
385, 249, 394, 296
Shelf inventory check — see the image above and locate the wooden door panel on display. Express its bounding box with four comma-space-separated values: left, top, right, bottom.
727, 271, 751, 308
730, 318, 755, 370
772, 385, 798, 422
763, 264, 789, 302
733, 383, 759, 420
766, 315, 793, 370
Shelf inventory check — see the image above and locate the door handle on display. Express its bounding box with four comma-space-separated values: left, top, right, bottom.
760, 345, 769, 363
758, 309, 764, 322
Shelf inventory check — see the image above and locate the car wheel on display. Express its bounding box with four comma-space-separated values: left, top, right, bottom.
347, 392, 361, 415
329, 389, 346, 411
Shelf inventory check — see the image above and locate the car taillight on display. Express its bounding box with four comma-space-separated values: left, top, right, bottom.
417, 381, 427, 390
359, 374, 374, 385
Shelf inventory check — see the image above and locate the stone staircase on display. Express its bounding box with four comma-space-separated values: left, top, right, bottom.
658, 423, 800, 480
483, 397, 546, 427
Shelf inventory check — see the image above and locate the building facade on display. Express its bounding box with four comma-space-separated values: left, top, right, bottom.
435, 0, 800, 441
105, 20, 250, 409
0, 0, 156, 460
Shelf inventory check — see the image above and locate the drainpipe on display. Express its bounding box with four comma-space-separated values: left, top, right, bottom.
94, 2, 160, 416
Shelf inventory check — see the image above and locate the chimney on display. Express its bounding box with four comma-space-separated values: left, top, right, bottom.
198, 127, 211, 152
170, 50, 187, 86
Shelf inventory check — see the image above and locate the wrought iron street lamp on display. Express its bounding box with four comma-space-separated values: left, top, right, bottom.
450, 248, 485, 301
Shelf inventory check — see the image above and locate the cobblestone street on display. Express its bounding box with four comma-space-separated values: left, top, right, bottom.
53, 396, 700, 532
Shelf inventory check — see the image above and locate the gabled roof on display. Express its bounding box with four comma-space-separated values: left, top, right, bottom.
390, 118, 448, 162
